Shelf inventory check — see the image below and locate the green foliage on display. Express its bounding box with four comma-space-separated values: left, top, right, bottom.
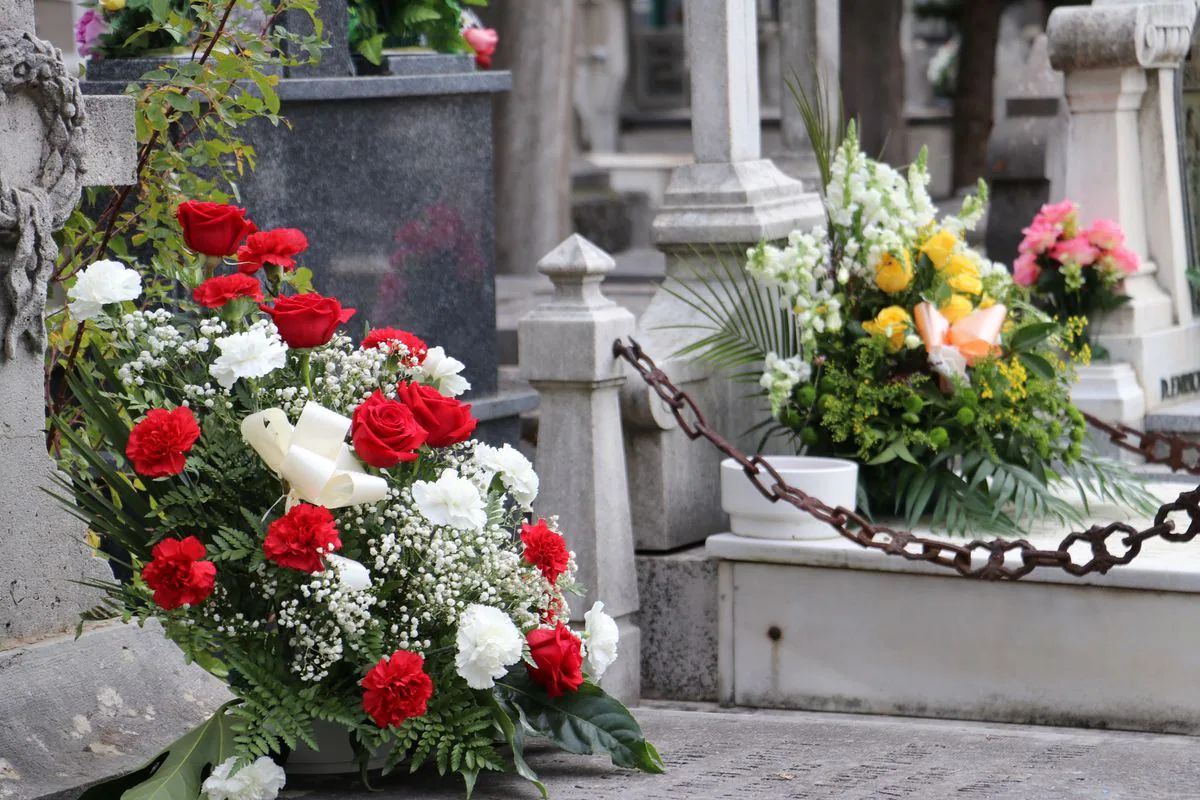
348, 0, 487, 64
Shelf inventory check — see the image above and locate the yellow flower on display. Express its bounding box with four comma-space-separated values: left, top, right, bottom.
874, 251, 913, 294
939, 294, 973, 324
920, 228, 958, 271
863, 306, 912, 352
947, 270, 982, 296
979, 295, 995, 309
100, 0, 125, 11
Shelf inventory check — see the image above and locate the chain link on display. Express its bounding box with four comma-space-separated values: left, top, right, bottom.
614, 338, 1200, 581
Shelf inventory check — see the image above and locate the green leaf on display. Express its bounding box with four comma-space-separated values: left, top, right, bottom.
1007, 322, 1058, 353
487, 694, 547, 799
1018, 352, 1056, 380
495, 674, 664, 775
79, 703, 239, 800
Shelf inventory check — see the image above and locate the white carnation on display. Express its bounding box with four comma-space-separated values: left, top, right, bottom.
474, 443, 538, 510
412, 468, 487, 530
210, 327, 288, 389
420, 346, 470, 397
583, 601, 619, 679
454, 604, 523, 689
202, 756, 286, 800
326, 554, 372, 592
68, 259, 142, 320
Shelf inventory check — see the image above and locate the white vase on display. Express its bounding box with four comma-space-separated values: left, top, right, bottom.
286, 721, 388, 776
720, 456, 858, 540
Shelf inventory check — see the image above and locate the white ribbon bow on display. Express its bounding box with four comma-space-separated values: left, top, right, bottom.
241, 402, 389, 510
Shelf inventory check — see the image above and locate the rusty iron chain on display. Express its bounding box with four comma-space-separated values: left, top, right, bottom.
613, 338, 1200, 581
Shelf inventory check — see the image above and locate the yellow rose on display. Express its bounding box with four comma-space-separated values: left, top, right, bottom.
940, 294, 974, 324
863, 306, 912, 353
979, 295, 996, 309
874, 251, 913, 294
943, 254, 982, 295
100, 0, 125, 10
919, 229, 958, 271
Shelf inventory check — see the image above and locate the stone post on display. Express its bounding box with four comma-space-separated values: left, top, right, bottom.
623, 0, 824, 553
518, 234, 640, 703
574, 0, 628, 153
775, 0, 840, 184
1048, 1, 1199, 411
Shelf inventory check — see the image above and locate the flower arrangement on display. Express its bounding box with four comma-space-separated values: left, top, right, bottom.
1013, 200, 1137, 359
57, 202, 660, 798
678, 126, 1150, 535
348, 0, 496, 68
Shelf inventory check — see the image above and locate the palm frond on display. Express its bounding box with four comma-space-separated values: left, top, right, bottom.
784, 67, 845, 191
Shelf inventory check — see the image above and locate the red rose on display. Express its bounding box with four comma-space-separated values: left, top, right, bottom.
236, 228, 309, 274
141, 536, 216, 610
463, 27, 498, 69
125, 407, 201, 478
192, 273, 263, 308
351, 391, 428, 468
176, 200, 256, 257
361, 327, 428, 366
259, 293, 356, 349
262, 503, 341, 573
521, 519, 570, 584
361, 650, 434, 728
525, 623, 584, 698
395, 381, 477, 447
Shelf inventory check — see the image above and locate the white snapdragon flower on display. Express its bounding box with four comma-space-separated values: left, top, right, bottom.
583, 601, 619, 679
202, 756, 286, 800
326, 554, 372, 592
210, 327, 288, 389
760, 352, 812, 417
454, 604, 524, 689
68, 259, 142, 320
412, 469, 487, 530
420, 346, 471, 397
474, 443, 538, 510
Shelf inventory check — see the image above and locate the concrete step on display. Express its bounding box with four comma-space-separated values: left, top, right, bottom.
289, 703, 1200, 799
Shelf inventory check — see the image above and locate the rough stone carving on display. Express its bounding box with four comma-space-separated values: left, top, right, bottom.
0, 28, 87, 359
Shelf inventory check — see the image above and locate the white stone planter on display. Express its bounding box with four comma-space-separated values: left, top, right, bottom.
720, 456, 858, 540
286, 721, 387, 775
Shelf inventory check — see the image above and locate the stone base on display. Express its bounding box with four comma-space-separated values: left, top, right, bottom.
707, 481, 1200, 733
635, 547, 718, 702
1100, 320, 1200, 411
1, 622, 229, 800
1070, 362, 1146, 462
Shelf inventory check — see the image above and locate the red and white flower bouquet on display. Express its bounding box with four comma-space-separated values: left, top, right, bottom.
56, 203, 660, 798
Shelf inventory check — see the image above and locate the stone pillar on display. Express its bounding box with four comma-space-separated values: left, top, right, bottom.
775, 0, 840, 184
574, 0, 628, 153
494, 0, 577, 275
623, 0, 824, 553
1049, 1, 1199, 411
518, 234, 640, 703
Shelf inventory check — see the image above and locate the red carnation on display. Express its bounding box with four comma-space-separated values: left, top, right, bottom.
141, 536, 216, 610
237, 228, 309, 274
259, 293, 355, 349
262, 503, 341, 573
125, 407, 201, 478
520, 519, 570, 584
395, 381, 477, 448
361, 327, 428, 366
361, 650, 434, 728
351, 391, 428, 468
525, 623, 584, 698
192, 273, 264, 308
176, 200, 256, 257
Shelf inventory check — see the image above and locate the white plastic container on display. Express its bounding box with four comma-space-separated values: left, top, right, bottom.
720, 456, 858, 540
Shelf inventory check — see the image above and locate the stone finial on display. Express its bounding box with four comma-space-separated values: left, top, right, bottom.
1049, 2, 1195, 72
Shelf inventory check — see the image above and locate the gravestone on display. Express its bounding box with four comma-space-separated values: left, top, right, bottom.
0, 5, 227, 797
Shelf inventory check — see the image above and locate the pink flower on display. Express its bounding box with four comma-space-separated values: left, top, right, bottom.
1051, 235, 1100, 267
75, 9, 107, 58
463, 27, 499, 69
1085, 218, 1125, 251
1110, 246, 1139, 275
1037, 200, 1077, 229
1013, 253, 1040, 286
1018, 220, 1060, 256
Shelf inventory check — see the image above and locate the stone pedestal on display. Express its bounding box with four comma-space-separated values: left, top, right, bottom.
519, 235, 640, 703
1048, 2, 1200, 410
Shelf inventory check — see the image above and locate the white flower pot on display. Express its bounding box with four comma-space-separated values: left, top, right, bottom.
720, 456, 858, 540
286, 721, 388, 776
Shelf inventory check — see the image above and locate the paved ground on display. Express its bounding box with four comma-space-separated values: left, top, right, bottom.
284, 702, 1200, 799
